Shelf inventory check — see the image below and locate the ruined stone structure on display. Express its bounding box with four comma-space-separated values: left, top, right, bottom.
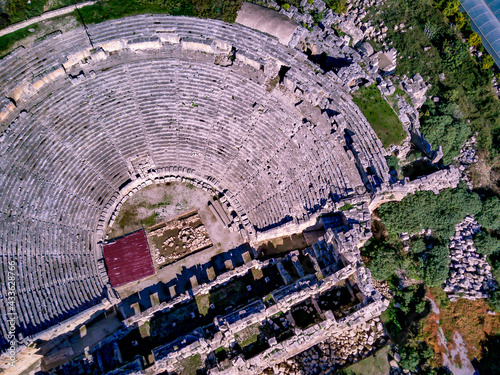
0, 14, 392, 348
118, 225, 387, 375
0, 1, 476, 373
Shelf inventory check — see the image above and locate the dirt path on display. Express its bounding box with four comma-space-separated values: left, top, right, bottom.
0, 1, 96, 38
439, 331, 476, 375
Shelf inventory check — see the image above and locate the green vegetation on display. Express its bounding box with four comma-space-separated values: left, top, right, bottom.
377, 282, 451, 374
0, 0, 46, 28
195, 293, 210, 316
324, 0, 347, 14
474, 230, 500, 256
423, 243, 449, 287
177, 353, 203, 375
117, 207, 138, 228
235, 323, 260, 347
78, 0, 242, 24
309, 9, 324, 25
142, 212, 158, 227
340, 346, 390, 375
361, 240, 400, 281
338, 203, 353, 211
477, 196, 500, 230
376, 0, 500, 161
377, 185, 482, 239
0, 24, 38, 57
386, 155, 402, 179
138, 321, 150, 337
370, 185, 500, 288
352, 85, 406, 148
420, 101, 470, 165
365, 184, 500, 373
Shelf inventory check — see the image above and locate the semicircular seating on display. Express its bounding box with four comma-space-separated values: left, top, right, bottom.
0, 14, 389, 344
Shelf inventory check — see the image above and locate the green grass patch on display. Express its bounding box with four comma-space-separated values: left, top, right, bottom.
117, 207, 138, 228
78, 0, 242, 25
251, 267, 264, 280
341, 346, 390, 375
49, 0, 87, 10
235, 323, 261, 347
353, 85, 406, 148
138, 321, 150, 337
195, 294, 210, 316
0, 24, 38, 57
142, 212, 158, 227
177, 353, 202, 375
338, 203, 353, 211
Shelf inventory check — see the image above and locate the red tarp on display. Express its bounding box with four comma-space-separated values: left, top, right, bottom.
103, 230, 155, 287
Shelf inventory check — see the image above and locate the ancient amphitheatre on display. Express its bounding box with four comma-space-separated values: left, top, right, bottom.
0, 1, 475, 374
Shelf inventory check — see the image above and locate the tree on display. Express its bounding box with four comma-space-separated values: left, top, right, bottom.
478, 196, 500, 230
420, 100, 470, 165
474, 230, 500, 256
424, 244, 449, 287
361, 239, 400, 281
378, 186, 482, 239
410, 238, 427, 254
399, 340, 434, 372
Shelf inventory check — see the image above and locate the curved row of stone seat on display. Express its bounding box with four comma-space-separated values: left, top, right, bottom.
0, 113, 114, 229
0, 14, 389, 343
0, 16, 386, 204
84, 14, 388, 184
0, 105, 109, 341
0, 221, 104, 339
78, 54, 353, 228
0, 16, 388, 189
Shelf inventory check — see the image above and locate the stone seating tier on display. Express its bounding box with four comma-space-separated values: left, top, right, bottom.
0, 15, 389, 343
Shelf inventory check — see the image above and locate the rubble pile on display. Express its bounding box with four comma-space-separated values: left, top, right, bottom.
269, 318, 387, 374
444, 216, 497, 301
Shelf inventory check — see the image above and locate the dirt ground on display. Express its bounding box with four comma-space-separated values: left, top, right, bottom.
422, 289, 500, 370
110, 182, 244, 299
108, 182, 241, 250
468, 152, 500, 194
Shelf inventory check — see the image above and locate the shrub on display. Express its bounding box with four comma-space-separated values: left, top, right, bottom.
324, 0, 347, 14
423, 244, 449, 287
482, 55, 495, 70
420, 107, 470, 165
410, 238, 427, 254
383, 284, 427, 340
282, 3, 290, 10
399, 341, 434, 372
468, 32, 482, 47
